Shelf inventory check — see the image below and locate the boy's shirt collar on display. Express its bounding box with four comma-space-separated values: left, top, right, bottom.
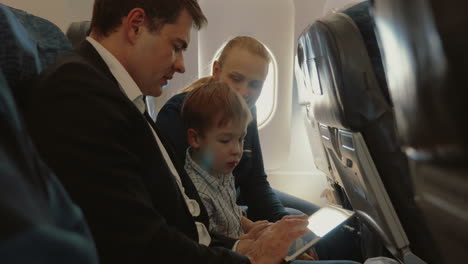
185, 147, 231, 187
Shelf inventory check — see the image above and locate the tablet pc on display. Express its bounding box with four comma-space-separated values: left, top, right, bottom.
284, 205, 355, 262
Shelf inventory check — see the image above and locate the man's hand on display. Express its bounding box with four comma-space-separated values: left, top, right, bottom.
236, 239, 255, 255
239, 215, 309, 264
242, 217, 269, 233
241, 217, 271, 240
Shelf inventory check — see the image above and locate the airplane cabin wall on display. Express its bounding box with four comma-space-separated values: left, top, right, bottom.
0, 0, 94, 32
266, 0, 328, 205
323, 0, 365, 15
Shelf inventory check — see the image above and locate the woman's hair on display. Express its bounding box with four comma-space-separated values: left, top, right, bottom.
216, 36, 271, 68
181, 36, 271, 93
181, 81, 252, 136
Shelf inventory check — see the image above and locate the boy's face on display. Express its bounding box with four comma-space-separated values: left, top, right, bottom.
191, 119, 247, 176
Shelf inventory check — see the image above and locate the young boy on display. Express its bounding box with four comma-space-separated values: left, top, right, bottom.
181, 80, 317, 261
181, 80, 263, 238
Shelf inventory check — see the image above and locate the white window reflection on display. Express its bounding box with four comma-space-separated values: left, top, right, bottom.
256, 61, 276, 127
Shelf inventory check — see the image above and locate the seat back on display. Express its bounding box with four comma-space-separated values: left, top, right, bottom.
373, 0, 468, 263
66, 21, 91, 48
295, 36, 344, 201
0, 69, 98, 264
296, 1, 439, 262
0, 4, 98, 263
0, 4, 71, 109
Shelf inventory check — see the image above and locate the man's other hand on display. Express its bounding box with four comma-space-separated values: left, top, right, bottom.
239, 215, 309, 264
240, 219, 271, 240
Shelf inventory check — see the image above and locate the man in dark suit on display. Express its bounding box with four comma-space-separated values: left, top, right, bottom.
23, 0, 311, 263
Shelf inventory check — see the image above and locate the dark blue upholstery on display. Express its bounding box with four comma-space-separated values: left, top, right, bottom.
0, 4, 71, 107
8, 6, 71, 68
0, 69, 98, 263
0, 5, 98, 263
0, 4, 41, 90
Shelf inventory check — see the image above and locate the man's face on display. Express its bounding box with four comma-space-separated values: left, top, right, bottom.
213, 47, 269, 107
129, 9, 193, 97
196, 120, 247, 176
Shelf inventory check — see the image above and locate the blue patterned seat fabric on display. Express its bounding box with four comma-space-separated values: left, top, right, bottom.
9, 6, 72, 69
0, 68, 99, 263
0, 5, 97, 263
0, 4, 71, 103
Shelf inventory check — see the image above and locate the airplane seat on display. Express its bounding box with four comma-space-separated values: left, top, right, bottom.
66, 21, 91, 48
372, 0, 468, 263
0, 4, 71, 111
297, 1, 440, 263
295, 39, 346, 207
0, 4, 98, 263
0, 67, 98, 264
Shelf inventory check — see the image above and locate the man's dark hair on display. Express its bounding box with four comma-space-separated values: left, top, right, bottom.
90, 0, 207, 37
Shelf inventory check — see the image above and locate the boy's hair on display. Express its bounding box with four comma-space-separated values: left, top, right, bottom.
182, 81, 252, 136
181, 76, 213, 93
90, 0, 207, 37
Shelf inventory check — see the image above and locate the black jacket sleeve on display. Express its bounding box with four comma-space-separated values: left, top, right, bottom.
24, 63, 250, 264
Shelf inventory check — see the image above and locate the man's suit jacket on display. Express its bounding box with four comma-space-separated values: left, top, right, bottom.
24, 41, 250, 264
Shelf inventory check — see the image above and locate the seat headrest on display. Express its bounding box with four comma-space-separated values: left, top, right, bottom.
373, 0, 468, 156
342, 2, 389, 103
0, 4, 71, 89
0, 5, 41, 90
66, 21, 91, 48
302, 1, 390, 130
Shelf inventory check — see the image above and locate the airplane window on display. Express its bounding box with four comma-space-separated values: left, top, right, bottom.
256, 61, 276, 128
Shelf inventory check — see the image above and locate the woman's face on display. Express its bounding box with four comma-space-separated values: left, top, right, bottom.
212, 47, 269, 107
